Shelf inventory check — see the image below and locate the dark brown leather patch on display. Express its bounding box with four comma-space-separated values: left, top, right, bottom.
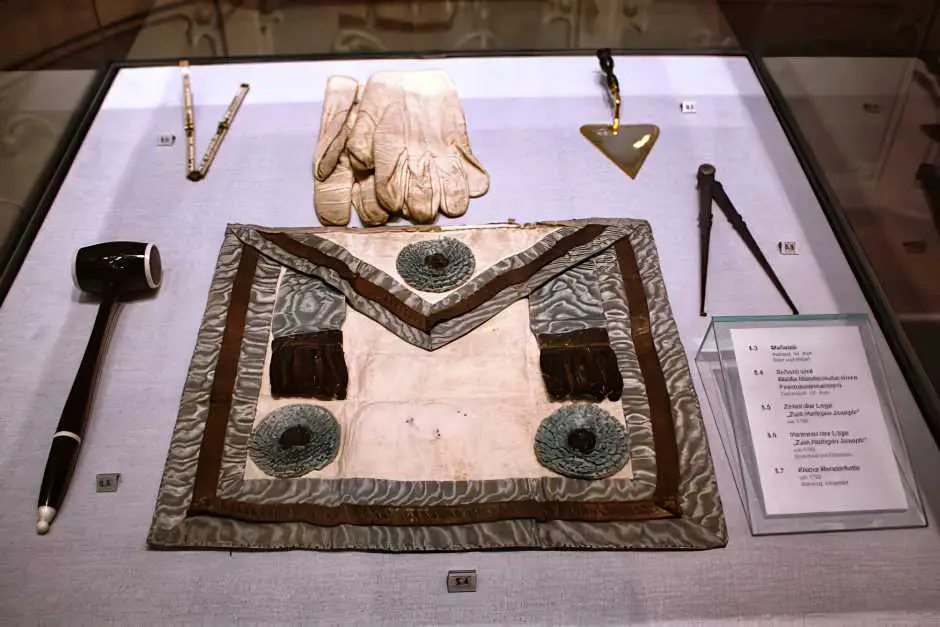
190, 244, 258, 505
614, 237, 681, 515
537, 328, 623, 401
259, 225, 607, 333
270, 330, 348, 400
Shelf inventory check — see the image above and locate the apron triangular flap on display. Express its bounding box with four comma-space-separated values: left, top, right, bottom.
229, 223, 631, 350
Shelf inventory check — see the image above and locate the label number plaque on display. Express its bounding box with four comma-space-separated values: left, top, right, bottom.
446, 570, 477, 593
95, 473, 121, 493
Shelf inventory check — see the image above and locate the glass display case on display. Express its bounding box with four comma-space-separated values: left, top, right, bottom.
1, 2, 939, 624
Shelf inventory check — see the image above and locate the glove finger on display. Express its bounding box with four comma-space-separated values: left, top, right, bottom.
440, 89, 489, 198
403, 157, 437, 224
346, 111, 376, 170
430, 158, 444, 219
454, 143, 490, 198
371, 100, 406, 209
376, 146, 409, 215
352, 168, 390, 226
436, 154, 470, 218
314, 154, 354, 226
348, 72, 401, 169
314, 76, 358, 181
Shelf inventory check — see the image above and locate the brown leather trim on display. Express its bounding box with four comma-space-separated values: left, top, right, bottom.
276, 329, 343, 345
259, 225, 607, 333
537, 327, 612, 349
189, 495, 677, 526
614, 237, 681, 515
537, 328, 623, 402
190, 244, 258, 506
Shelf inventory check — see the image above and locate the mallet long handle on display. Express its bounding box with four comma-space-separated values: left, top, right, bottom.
37, 291, 117, 533
55, 292, 116, 435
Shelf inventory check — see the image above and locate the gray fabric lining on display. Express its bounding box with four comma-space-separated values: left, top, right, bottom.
270, 268, 345, 337
529, 257, 607, 336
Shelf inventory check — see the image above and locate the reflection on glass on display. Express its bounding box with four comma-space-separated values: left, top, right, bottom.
3, 1, 740, 71
0, 70, 96, 262
763, 53, 940, 397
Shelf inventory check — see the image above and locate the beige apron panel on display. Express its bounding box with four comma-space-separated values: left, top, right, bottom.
246, 300, 633, 481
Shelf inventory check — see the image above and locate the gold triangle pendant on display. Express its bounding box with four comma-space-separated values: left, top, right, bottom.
580, 123, 659, 179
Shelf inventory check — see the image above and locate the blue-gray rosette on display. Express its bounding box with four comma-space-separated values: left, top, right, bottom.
248, 404, 340, 478
534, 404, 629, 479
396, 238, 475, 293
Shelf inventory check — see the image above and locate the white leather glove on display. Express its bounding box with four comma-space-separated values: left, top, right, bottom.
346, 70, 489, 224
313, 76, 389, 226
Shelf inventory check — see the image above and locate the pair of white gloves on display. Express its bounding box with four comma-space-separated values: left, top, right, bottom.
314, 71, 489, 226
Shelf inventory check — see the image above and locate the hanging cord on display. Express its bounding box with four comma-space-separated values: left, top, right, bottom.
597, 49, 621, 134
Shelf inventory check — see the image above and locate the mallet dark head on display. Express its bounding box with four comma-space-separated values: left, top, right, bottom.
74, 242, 162, 298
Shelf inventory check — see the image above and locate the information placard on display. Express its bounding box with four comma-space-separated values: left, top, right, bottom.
730, 326, 908, 516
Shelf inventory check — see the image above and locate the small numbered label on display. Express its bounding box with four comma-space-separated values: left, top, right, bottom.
679, 101, 697, 113
95, 473, 121, 493
157, 134, 176, 147
446, 570, 477, 593
778, 241, 798, 255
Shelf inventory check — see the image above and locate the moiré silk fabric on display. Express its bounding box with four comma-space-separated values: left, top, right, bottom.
148, 220, 727, 551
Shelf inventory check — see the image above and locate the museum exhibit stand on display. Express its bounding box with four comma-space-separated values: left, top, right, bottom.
0, 52, 938, 624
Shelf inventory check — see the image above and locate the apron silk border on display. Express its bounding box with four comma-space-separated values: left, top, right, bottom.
615, 237, 681, 514
190, 244, 258, 505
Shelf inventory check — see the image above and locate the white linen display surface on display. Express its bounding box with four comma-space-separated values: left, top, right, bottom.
1, 56, 939, 624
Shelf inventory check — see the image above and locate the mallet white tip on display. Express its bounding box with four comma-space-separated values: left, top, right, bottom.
36, 506, 56, 534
